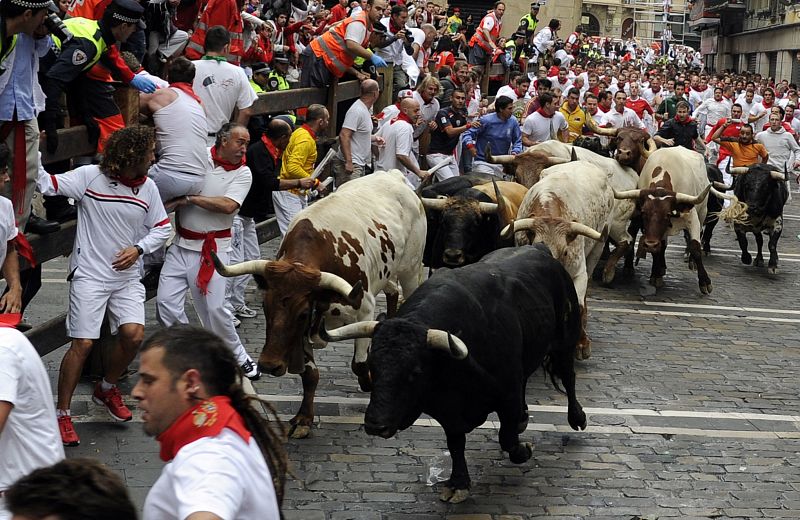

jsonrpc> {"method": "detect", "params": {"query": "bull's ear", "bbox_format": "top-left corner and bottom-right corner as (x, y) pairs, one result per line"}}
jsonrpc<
(674, 203), (694, 215)
(565, 231), (578, 244)
(253, 274), (268, 290)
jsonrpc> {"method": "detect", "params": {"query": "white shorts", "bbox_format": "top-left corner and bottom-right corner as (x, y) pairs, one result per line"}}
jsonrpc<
(427, 153), (459, 181)
(471, 160), (505, 177)
(67, 278), (145, 339)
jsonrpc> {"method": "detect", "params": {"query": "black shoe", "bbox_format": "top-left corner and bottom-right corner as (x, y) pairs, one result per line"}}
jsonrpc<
(240, 359), (261, 381)
(25, 215), (60, 235)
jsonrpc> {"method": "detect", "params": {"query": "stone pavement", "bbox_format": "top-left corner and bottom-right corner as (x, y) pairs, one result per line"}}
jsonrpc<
(32, 192), (800, 518)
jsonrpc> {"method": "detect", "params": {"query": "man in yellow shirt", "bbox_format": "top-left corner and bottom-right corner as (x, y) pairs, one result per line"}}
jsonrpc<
(273, 104), (330, 235)
(711, 123), (769, 167)
(559, 87), (587, 143)
(446, 7), (462, 34)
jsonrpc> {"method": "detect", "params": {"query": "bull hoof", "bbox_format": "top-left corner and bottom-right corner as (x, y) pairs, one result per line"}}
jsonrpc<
(569, 408), (587, 431)
(702, 242), (711, 255)
(289, 423), (312, 439)
(439, 485), (470, 504)
(518, 412), (530, 434)
(741, 252), (752, 265)
(649, 276), (664, 289)
(688, 258), (697, 271)
(351, 361), (373, 392)
(754, 257), (764, 268)
(768, 266), (777, 275)
(601, 267), (616, 285)
(700, 282), (713, 295)
(509, 442), (533, 464)
(575, 340), (592, 361)
(683, 252), (691, 263)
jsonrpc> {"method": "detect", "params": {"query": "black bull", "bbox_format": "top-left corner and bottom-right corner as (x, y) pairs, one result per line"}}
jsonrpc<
(321, 245), (587, 503)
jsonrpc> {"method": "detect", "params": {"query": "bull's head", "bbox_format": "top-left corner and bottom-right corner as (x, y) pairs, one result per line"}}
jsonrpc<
(485, 144), (570, 188)
(421, 194), (499, 267)
(600, 127), (656, 172)
(500, 217), (605, 266)
(614, 184), (711, 252)
(320, 319), (467, 438)
(211, 253), (364, 376)
(728, 163), (788, 219)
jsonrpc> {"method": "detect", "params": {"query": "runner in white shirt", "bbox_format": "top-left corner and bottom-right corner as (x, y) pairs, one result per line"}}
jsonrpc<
(134, 326), (286, 520)
(375, 98), (429, 188)
(600, 90), (646, 129)
(411, 75), (440, 152)
(548, 67), (573, 93)
(156, 123), (259, 380)
(192, 28), (258, 145)
(749, 88), (777, 134)
(522, 92), (568, 146)
(736, 90), (757, 118)
(693, 87), (731, 136)
(36, 127), (171, 447)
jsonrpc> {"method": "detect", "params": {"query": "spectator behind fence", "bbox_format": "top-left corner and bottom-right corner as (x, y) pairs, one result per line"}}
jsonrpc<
(333, 79), (381, 187)
(184, 0), (245, 64)
(134, 325), (288, 520)
(4, 459), (135, 520)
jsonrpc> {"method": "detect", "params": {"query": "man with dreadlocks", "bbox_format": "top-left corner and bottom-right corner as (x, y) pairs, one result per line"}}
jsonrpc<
(134, 325), (287, 519)
(36, 126), (171, 447)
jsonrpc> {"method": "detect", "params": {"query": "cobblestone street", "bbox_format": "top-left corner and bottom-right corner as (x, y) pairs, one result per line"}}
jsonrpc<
(34, 195), (800, 519)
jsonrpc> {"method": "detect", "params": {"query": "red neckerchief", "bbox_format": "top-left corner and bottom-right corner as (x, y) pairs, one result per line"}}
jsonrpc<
(156, 396), (251, 462)
(674, 116), (694, 125)
(391, 111), (414, 125)
(211, 146), (245, 171)
(389, 18), (403, 34)
(113, 175), (147, 188)
(762, 101), (774, 109)
(261, 134), (281, 161)
(695, 85), (707, 92)
(0, 313), (21, 327)
(301, 124), (317, 140)
(14, 228), (35, 268)
(450, 75), (461, 87)
(536, 107), (554, 118)
(170, 82), (202, 105)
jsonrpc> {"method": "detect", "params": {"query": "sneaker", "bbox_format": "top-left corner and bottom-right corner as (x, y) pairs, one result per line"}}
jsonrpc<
(233, 316), (242, 328)
(241, 358), (261, 381)
(92, 383), (133, 422)
(58, 415), (80, 447)
(234, 304), (258, 319)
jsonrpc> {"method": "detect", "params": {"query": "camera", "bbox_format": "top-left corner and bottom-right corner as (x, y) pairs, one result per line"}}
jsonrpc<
(44, 12), (73, 44)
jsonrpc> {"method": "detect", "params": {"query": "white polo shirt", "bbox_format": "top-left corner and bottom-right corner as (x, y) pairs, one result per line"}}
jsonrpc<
(522, 110), (568, 143)
(600, 106), (646, 129)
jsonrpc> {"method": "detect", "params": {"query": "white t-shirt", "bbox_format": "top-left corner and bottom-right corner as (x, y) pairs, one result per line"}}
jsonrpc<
(0, 197), (17, 269)
(174, 150), (252, 253)
(495, 84), (518, 102)
(344, 16), (367, 44)
(554, 49), (573, 68)
(144, 429), (280, 520)
(749, 102), (773, 134)
(0, 328), (64, 517)
(522, 111), (568, 143)
(600, 106), (646, 129)
(192, 59), (258, 137)
(408, 27), (426, 68)
(151, 88), (209, 177)
(375, 119), (417, 187)
(336, 99), (373, 167)
(37, 165), (170, 283)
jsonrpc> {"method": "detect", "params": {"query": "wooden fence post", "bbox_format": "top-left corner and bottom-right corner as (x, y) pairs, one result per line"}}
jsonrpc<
(113, 86), (140, 126)
(326, 80), (339, 138)
(375, 66), (394, 113)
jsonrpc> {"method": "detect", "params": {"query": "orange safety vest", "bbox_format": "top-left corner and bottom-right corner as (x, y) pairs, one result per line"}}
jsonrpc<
(433, 50), (452, 71)
(66, 0), (112, 20)
(185, 0), (244, 65)
(469, 12), (501, 53)
(309, 12), (370, 78)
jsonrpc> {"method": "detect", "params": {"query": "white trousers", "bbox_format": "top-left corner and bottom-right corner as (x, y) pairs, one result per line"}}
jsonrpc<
(156, 246), (251, 365)
(148, 167), (205, 203)
(272, 190), (307, 236)
(471, 160), (505, 176)
(427, 153), (459, 181)
(225, 215), (260, 310)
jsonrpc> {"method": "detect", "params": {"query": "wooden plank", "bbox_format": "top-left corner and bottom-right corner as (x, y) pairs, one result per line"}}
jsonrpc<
(250, 87), (327, 116)
(40, 127), (95, 165)
(29, 217), (281, 358)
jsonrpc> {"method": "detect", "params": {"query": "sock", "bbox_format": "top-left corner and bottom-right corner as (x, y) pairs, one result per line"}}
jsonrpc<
(100, 378), (114, 391)
(57, 409), (70, 417)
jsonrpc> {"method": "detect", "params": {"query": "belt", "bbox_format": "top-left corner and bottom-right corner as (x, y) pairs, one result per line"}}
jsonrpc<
(177, 225), (232, 295)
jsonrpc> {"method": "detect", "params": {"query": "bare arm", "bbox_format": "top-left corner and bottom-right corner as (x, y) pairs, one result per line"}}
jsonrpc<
(186, 513), (223, 520)
(0, 246), (21, 313)
(138, 89), (176, 116)
(397, 154), (424, 177)
(340, 127), (354, 168)
(521, 133), (538, 147)
(0, 400), (11, 435)
(236, 106), (253, 126)
(345, 39), (374, 60)
(710, 121), (728, 143)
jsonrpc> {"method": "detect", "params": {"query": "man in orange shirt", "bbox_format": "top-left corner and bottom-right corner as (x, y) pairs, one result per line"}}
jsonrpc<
(711, 123), (769, 167)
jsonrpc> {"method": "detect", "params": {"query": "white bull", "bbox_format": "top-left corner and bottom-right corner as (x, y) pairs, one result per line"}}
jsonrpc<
(501, 161), (613, 360)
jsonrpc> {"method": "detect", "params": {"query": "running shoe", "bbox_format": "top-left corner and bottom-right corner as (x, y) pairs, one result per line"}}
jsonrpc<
(58, 415), (80, 447)
(92, 382), (133, 422)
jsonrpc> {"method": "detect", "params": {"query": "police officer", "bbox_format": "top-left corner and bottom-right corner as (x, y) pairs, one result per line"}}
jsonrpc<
(0, 0), (52, 68)
(40, 0), (156, 154)
(518, 2), (539, 40)
(267, 52), (290, 92)
(250, 61), (269, 93)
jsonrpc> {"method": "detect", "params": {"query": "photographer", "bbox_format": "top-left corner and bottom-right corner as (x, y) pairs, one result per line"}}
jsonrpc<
(375, 4), (413, 99)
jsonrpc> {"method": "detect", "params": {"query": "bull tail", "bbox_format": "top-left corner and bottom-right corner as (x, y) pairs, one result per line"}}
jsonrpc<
(542, 280), (582, 396)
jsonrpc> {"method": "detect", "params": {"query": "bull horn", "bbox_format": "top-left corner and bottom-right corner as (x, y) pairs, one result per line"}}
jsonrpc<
(613, 188), (642, 200)
(492, 179), (510, 224)
(729, 166), (749, 176)
(771, 170), (786, 181)
(640, 137), (658, 160)
(211, 252), (270, 277)
(712, 181), (732, 190)
(568, 221), (603, 241)
(421, 197), (449, 211)
(570, 147), (578, 162)
(545, 156), (571, 166)
(485, 143), (516, 164)
(478, 202), (499, 214)
(318, 272), (361, 301)
(426, 329), (468, 359)
(320, 320), (378, 342)
(675, 184), (712, 206)
(592, 125), (619, 137)
(500, 217), (538, 240)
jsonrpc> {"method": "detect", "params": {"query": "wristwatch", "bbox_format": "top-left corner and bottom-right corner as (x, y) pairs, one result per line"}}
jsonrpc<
(135, 245), (144, 256)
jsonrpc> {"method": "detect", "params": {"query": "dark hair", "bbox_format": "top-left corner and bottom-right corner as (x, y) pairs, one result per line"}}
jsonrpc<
(451, 87), (466, 97)
(141, 325), (289, 503)
(584, 92), (598, 102)
(537, 78), (552, 89)
(538, 92), (554, 106)
(493, 1), (505, 7)
(167, 56), (196, 84)
(548, 18), (559, 30)
(390, 4), (407, 16)
(306, 103), (328, 123)
(0, 142), (9, 167)
(731, 102), (743, 111)
(205, 26), (231, 53)
(676, 100), (690, 110)
(101, 126), (155, 178)
(266, 118), (292, 140)
(6, 459), (136, 520)
(437, 66), (451, 79)
(495, 95), (513, 112)
(567, 87), (580, 98)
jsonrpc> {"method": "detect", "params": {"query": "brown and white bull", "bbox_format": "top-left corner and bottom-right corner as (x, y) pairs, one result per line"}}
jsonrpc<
(614, 147), (713, 294)
(487, 141), (640, 285)
(212, 170), (426, 438)
(501, 161), (613, 359)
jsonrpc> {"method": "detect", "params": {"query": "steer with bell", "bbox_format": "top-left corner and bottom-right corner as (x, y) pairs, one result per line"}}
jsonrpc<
(614, 147), (713, 293)
(321, 245), (587, 504)
(213, 170), (426, 438)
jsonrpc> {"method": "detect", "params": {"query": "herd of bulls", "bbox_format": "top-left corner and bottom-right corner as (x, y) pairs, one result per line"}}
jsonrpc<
(211, 136), (790, 503)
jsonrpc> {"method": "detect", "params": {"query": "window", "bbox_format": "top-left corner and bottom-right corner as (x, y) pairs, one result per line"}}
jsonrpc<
(747, 53), (757, 73)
